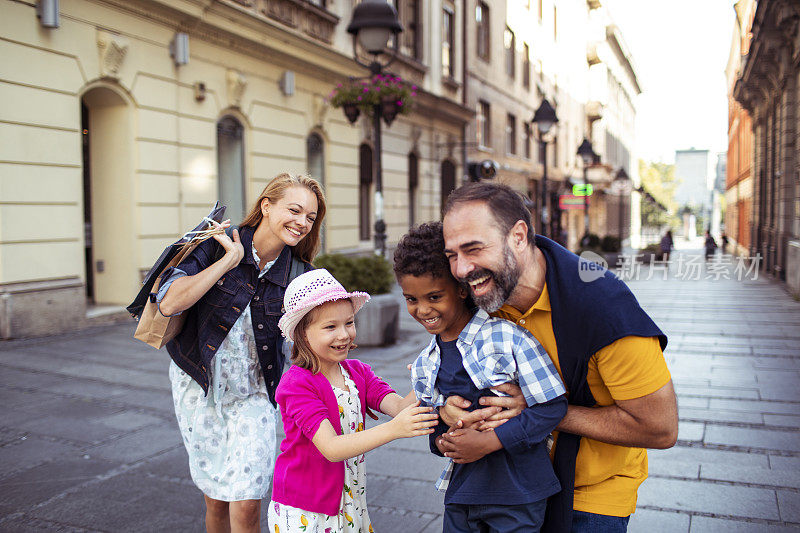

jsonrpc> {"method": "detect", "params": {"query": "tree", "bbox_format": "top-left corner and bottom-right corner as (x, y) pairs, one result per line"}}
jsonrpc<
(638, 160), (679, 228)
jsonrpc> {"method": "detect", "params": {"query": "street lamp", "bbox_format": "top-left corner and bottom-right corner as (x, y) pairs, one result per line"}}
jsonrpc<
(346, 0), (403, 256)
(577, 138), (597, 240)
(614, 167), (631, 245)
(531, 98), (558, 237)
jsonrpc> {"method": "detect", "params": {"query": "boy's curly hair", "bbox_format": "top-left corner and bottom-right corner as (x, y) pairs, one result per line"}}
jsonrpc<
(393, 221), (451, 279)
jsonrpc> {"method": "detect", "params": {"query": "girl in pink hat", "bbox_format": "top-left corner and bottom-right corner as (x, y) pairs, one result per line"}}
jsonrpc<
(269, 269), (438, 533)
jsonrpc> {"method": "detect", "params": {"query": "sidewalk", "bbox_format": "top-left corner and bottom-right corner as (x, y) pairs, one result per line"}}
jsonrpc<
(0, 252), (798, 531)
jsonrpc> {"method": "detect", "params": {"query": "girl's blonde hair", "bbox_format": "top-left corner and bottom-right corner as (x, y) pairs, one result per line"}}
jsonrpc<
(240, 173), (326, 263)
(291, 311), (322, 374)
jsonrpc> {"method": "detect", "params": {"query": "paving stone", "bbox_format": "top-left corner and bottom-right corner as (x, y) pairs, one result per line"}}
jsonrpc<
(769, 456), (800, 471)
(689, 516), (799, 532)
(370, 508), (441, 533)
(0, 455), (117, 513)
(675, 385), (760, 400)
(368, 477), (445, 515)
(367, 447), (448, 482)
(647, 459), (700, 479)
(764, 414), (800, 428)
(777, 491), (800, 523)
(679, 407), (763, 424)
(629, 508), (689, 532)
(30, 471), (206, 531)
(677, 397), (711, 409)
(85, 425), (182, 463)
(0, 435), (81, 474)
(700, 464), (800, 489)
(649, 445), (769, 468)
(678, 421), (705, 442)
(709, 399), (800, 415)
(704, 426), (800, 452)
(636, 478), (779, 520)
(94, 411), (162, 431)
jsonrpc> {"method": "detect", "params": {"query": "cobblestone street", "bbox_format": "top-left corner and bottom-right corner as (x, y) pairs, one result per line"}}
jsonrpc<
(0, 246), (798, 532)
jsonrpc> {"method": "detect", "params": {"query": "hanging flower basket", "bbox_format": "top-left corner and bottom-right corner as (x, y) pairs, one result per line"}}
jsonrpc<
(327, 74), (417, 124)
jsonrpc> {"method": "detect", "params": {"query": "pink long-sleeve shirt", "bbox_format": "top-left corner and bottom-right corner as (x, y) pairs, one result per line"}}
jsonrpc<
(272, 358), (396, 516)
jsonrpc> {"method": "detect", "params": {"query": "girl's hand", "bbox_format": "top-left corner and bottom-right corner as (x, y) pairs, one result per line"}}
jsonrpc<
(390, 401), (438, 439)
(211, 219), (244, 270)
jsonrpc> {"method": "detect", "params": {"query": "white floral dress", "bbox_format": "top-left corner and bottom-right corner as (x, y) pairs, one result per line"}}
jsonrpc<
(168, 252), (278, 502)
(268, 364), (373, 533)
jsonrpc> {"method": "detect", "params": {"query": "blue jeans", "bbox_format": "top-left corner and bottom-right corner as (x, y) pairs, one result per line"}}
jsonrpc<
(571, 510), (630, 533)
(444, 500), (547, 533)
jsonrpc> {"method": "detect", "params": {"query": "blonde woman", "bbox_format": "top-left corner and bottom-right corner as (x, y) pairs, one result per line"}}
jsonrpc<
(158, 174), (326, 532)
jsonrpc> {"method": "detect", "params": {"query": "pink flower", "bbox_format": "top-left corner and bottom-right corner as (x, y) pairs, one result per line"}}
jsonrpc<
(397, 101), (403, 106)
(357, 96), (362, 101)
(363, 87), (369, 93)
(273, 502), (280, 516)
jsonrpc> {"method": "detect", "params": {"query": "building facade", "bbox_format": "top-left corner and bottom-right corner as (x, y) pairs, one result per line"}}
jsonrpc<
(0, 0), (472, 338)
(725, 0), (755, 258)
(733, 0), (800, 297)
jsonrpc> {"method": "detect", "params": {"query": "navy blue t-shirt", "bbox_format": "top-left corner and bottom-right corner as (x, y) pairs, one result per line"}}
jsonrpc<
(432, 337), (564, 506)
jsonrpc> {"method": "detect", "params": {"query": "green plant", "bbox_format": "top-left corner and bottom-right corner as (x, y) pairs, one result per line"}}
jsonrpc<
(600, 235), (621, 253)
(314, 253), (393, 295)
(327, 74), (417, 116)
(580, 233), (601, 249)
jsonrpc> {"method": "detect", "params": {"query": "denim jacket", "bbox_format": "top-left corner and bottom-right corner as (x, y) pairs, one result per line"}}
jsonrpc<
(164, 225), (310, 406)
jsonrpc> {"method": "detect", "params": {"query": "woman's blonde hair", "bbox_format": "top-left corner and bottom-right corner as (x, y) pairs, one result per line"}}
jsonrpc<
(240, 173), (326, 263)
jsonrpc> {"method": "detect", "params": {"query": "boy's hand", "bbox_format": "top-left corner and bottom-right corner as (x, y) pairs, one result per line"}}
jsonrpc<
(439, 427), (502, 464)
(440, 396), (502, 428)
(391, 401), (438, 439)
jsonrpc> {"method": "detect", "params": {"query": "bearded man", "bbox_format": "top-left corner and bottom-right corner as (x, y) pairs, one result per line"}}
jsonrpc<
(437, 182), (678, 533)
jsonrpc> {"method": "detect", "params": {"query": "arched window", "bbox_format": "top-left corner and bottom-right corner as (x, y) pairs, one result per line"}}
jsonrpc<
(408, 152), (418, 227)
(359, 144), (373, 241)
(441, 159), (456, 213)
(217, 116), (246, 224)
(307, 133), (325, 184)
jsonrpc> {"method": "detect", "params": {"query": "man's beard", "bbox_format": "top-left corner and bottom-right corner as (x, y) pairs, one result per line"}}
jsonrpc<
(461, 244), (520, 313)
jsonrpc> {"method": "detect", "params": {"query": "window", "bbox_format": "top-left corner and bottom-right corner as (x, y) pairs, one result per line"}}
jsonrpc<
(408, 152), (418, 227)
(522, 43), (531, 88)
(476, 2), (490, 60)
(397, 0), (422, 60)
(524, 121), (532, 159)
(442, 7), (455, 78)
(553, 5), (558, 40)
(506, 114), (517, 155)
(217, 116), (246, 224)
(359, 144), (373, 241)
(477, 100), (490, 147)
(307, 133), (326, 249)
(504, 27), (515, 79)
(441, 160), (456, 212)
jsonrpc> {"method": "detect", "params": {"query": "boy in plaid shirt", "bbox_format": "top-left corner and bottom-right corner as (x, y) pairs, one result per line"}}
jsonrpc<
(394, 222), (567, 533)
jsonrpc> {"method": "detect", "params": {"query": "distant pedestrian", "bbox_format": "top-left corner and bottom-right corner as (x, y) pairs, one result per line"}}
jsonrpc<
(659, 230), (674, 261)
(704, 230), (718, 261)
(393, 222), (566, 532)
(269, 269), (437, 533)
(157, 174), (325, 532)
(721, 232), (729, 254)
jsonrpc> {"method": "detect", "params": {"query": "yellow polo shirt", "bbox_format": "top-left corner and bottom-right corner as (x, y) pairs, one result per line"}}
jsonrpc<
(494, 284), (671, 517)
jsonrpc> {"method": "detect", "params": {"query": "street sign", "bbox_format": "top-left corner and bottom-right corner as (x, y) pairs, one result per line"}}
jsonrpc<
(559, 194), (586, 210)
(573, 184), (593, 196)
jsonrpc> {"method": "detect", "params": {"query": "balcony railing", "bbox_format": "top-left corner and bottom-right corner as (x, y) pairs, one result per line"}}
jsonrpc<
(224, 0), (340, 44)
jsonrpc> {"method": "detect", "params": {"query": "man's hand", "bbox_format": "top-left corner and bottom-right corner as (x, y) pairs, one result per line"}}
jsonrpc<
(437, 427), (502, 463)
(474, 383), (527, 430)
(440, 396), (501, 429)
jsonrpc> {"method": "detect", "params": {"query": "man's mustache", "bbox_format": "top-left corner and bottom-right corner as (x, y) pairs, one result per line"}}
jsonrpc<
(460, 268), (495, 285)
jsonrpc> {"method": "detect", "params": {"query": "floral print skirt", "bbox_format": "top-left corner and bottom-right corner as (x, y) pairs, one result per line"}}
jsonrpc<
(268, 364), (373, 532)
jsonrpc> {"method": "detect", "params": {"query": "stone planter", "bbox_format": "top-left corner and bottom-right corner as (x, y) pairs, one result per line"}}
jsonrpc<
(354, 292), (399, 346)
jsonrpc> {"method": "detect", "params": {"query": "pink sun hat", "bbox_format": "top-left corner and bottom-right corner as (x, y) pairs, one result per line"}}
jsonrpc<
(278, 268), (370, 342)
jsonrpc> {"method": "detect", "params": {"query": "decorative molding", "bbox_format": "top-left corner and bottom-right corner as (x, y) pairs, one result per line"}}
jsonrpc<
(313, 94), (329, 127)
(222, 0), (341, 45)
(96, 30), (129, 80)
(226, 69), (247, 108)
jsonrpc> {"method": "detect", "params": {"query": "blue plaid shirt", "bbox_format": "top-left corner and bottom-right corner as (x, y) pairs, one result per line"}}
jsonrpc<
(411, 309), (565, 409)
